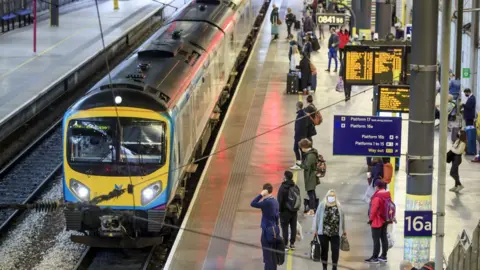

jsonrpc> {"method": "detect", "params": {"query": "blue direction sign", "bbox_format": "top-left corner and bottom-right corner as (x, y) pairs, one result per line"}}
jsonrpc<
(333, 115), (402, 157)
(404, 211), (433, 237)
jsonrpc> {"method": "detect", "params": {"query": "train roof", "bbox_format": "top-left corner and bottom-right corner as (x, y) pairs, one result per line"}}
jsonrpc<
(86, 0), (236, 110)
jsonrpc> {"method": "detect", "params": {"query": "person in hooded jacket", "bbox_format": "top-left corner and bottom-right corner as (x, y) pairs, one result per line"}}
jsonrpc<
(365, 181), (391, 264)
(297, 53), (312, 93)
(277, 170), (299, 250)
(303, 11), (315, 33)
(312, 189), (346, 270)
(291, 101), (308, 169)
(270, 5), (280, 40)
(298, 138), (318, 216)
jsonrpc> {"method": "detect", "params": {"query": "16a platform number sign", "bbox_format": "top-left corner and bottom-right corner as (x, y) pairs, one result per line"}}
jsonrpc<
(404, 211), (433, 237)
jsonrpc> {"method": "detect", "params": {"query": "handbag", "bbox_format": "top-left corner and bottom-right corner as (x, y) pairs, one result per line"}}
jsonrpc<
(340, 235), (350, 251)
(363, 185), (376, 204)
(277, 18), (282, 25)
(446, 150), (455, 163)
(387, 232), (395, 249)
(310, 235), (321, 261)
(272, 226), (285, 265)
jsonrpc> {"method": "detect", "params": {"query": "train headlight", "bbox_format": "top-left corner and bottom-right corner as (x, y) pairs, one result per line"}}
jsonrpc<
(70, 179), (90, 202)
(141, 181), (162, 205)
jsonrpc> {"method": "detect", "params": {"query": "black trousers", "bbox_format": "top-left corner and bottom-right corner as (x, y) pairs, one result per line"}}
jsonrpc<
(307, 190), (317, 210)
(339, 48), (346, 64)
(280, 211), (297, 246)
(319, 235), (340, 269)
(371, 223), (388, 258)
(287, 23), (292, 38)
(450, 155), (462, 186)
(344, 84), (351, 100)
(465, 119), (474, 126)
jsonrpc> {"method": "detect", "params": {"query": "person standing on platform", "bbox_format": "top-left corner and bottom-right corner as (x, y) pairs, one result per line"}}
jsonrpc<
(304, 95), (318, 143)
(270, 4), (280, 40)
(448, 73), (461, 100)
(303, 11), (315, 34)
(291, 102), (308, 170)
(298, 138), (318, 216)
(312, 189), (346, 270)
(449, 130), (467, 192)
(290, 45), (301, 74)
(285, 8), (296, 39)
(337, 26), (350, 64)
(303, 35), (313, 60)
(277, 170), (300, 250)
(251, 183), (281, 270)
(297, 54), (312, 94)
(365, 181), (390, 264)
(462, 88), (476, 126)
(325, 27), (339, 73)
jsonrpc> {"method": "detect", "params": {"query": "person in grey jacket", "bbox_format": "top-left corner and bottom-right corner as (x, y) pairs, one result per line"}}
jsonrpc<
(312, 189), (346, 270)
(303, 11), (314, 33)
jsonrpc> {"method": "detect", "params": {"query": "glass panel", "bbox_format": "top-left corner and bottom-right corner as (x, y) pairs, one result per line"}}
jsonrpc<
(121, 121), (165, 164)
(69, 119), (115, 163)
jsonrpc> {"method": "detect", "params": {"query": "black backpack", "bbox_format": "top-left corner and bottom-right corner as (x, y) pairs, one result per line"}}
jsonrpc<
(286, 185), (301, 211)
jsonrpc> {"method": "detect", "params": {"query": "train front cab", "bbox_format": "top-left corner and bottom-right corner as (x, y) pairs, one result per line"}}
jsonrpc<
(62, 101), (173, 248)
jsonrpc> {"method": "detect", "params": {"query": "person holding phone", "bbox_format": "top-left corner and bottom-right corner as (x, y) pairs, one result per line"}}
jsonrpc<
(251, 183), (281, 270)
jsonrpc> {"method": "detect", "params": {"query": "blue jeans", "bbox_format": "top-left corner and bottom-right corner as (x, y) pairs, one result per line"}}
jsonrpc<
(328, 50), (338, 70)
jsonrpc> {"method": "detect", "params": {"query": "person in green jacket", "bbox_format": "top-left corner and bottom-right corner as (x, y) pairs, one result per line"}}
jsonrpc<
(298, 138), (319, 216)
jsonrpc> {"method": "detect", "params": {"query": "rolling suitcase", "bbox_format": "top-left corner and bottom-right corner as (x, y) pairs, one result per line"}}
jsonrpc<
(287, 72), (299, 94)
(465, 126), (477, 155)
(311, 37), (320, 51)
(294, 20), (301, 30)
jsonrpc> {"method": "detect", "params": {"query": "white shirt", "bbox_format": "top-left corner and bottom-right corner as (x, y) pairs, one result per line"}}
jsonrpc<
(451, 140), (466, 155)
(290, 53), (300, 72)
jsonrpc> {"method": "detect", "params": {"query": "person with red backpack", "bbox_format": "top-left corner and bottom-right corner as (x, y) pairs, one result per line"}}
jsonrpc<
(365, 180), (394, 264)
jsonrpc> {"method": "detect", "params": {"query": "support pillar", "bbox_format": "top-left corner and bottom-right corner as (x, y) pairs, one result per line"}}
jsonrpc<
(405, 0), (438, 267)
(470, 0), (479, 92)
(50, 0), (59, 27)
(455, 0), (464, 79)
(358, 0), (372, 39)
(376, 0), (393, 38)
(351, 0), (361, 35)
(114, 0), (119, 10)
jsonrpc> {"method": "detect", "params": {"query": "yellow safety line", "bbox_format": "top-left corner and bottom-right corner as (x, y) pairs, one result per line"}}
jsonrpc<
(0, 26), (89, 79)
(389, 157), (395, 201)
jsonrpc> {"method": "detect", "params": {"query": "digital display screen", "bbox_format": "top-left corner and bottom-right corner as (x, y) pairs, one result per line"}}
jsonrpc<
(344, 49), (374, 85)
(374, 47), (404, 84)
(316, 14), (346, 25)
(377, 85), (410, 113)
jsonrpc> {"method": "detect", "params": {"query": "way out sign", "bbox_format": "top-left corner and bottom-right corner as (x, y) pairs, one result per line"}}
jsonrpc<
(404, 211), (433, 237)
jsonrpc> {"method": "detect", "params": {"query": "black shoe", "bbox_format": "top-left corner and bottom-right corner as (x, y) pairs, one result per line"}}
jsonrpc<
(333, 69), (337, 72)
(289, 244), (296, 250)
(365, 257), (379, 264)
(325, 69), (330, 72)
(378, 256), (387, 262)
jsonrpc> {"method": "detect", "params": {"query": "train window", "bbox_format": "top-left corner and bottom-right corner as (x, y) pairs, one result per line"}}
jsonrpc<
(69, 119), (115, 163)
(121, 122), (165, 164)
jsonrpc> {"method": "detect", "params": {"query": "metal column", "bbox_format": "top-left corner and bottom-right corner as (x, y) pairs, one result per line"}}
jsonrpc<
(50, 0), (59, 27)
(470, 0), (479, 92)
(358, 0), (372, 39)
(375, 0), (393, 38)
(405, 0), (438, 267)
(455, 0), (464, 78)
(351, 0), (361, 35)
(436, 0), (452, 267)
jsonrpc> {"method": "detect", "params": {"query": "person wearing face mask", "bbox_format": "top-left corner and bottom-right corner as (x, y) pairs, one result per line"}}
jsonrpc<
(251, 183), (281, 270)
(462, 88), (476, 126)
(449, 130), (467, 192)
(312, 190), (346, 270)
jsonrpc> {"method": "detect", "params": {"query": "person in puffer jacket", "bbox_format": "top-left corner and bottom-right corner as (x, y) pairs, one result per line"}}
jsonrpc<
(365, 181), (391, 264)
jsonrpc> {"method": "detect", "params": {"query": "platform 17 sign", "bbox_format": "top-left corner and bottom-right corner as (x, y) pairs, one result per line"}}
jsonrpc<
(316, 14), (346, 25)
(333, 115), (402, 157)
(404, 211), (433, 237)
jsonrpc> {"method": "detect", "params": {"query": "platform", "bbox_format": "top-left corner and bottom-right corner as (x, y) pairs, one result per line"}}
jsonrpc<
(164, 0), (480, 269)
(0, 0), (184, 135)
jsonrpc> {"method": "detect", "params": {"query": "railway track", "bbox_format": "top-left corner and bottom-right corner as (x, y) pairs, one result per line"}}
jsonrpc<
(0, 120), (63, 235)
(75, 247), (155, 270)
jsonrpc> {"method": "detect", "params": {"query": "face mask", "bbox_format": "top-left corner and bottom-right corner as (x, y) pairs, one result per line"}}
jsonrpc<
(327, 196), (336, 203)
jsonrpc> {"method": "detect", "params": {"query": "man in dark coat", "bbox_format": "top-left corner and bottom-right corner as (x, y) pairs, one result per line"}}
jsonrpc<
(462, 88), (476, 126)
(277, 170), (299, 250)
(292, 101), (308, 169)
(297, 54), (312, 92)
(304, 95), (318, 144)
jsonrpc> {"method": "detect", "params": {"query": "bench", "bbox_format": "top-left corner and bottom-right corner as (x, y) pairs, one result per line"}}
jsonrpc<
(1, 13), (16, 32)
(16, 9), (32, 27)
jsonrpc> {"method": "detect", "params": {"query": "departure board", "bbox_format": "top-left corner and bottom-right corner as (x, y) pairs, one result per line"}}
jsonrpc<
(344, 49), (374, 85)
(377, 85), (410, 113)
(374, 47), (404, 84)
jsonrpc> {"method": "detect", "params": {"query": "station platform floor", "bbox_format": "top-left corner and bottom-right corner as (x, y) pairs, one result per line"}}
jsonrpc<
(164, 1), (480, 269)
(0, 0), (184, 128)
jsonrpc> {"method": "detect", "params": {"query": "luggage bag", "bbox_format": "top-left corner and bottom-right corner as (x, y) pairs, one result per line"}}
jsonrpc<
(466, 126), (477, 155)
(294, 20), (301, 30)
(311, 37), (320, 51)
(286, 72), (299, 94)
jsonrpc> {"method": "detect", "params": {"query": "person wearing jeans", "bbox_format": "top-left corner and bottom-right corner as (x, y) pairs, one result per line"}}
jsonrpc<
(312, 189), (346, 270)
(365, 181), (391, 264)
(325, 27), (339, 72)
(449, 130), (466, 192)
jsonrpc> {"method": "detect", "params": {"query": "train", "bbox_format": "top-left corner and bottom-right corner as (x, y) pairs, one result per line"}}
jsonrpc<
(62, 0), (266, 248)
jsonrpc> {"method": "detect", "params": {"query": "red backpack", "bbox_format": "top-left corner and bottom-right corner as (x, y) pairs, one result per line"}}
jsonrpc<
(382, 196), (396, 223)
(382, 163), (393, 184)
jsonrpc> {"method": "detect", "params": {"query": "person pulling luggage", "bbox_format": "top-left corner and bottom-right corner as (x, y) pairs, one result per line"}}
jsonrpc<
(277, 170), (300, 250)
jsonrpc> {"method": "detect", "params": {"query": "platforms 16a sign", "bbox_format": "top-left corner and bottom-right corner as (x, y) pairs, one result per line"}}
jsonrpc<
(317, 14), (346, 25)
(404, 211), (433, 237)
